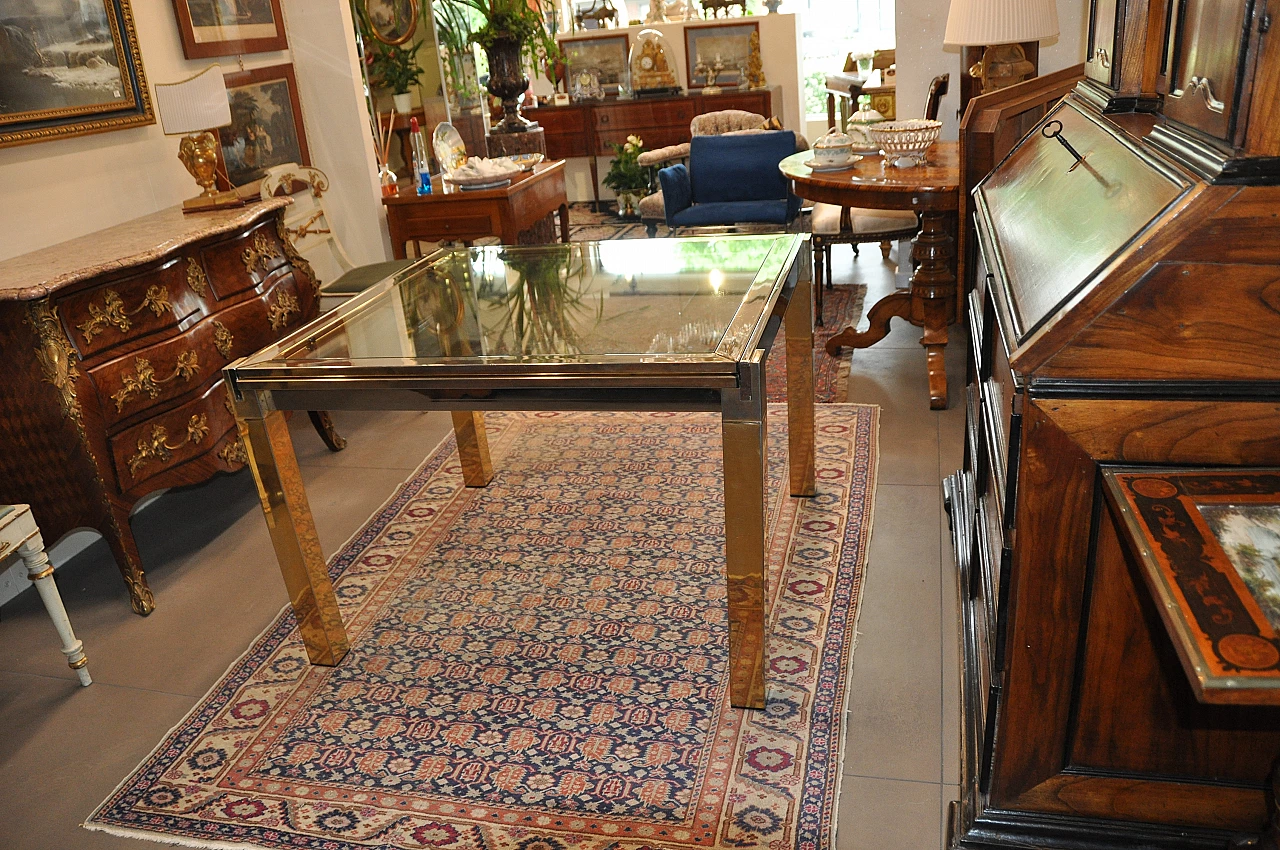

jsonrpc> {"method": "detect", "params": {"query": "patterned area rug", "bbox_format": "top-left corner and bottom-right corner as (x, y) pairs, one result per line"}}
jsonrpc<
(87, 406), (878, 850)
(765, 286), (864, 405)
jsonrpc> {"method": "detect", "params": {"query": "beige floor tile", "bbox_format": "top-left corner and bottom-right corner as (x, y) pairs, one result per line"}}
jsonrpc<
(836, 776), (943, 850)
(0, 671), (195, 849)
(844, 484), (943, 783)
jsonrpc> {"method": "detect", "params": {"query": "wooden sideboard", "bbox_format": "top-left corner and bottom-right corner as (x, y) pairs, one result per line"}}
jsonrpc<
(0, 200), (337, 615)
(525, 87), (781, 204)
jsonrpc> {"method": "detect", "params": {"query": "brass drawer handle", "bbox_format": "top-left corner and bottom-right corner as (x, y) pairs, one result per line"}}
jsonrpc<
(111, 350), (200, 412)
(78, 285), (172, 342)
(218, 436), (249, 466)
(213, 321), (234, 357)
(127, 414), (209, 475)
(186, 258), (209, 296)
(267, 291), (300, 330)
(242, 231), (283, 274)
(1095, 48), (1110, 69)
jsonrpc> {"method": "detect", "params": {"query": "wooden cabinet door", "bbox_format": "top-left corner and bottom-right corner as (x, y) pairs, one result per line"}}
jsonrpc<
(1086, 0), (1122, 86)
(1161, 0), (1257, 143)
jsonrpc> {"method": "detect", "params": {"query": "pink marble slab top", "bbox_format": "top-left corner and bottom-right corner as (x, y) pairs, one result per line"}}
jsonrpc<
(0, 197), (291, 302)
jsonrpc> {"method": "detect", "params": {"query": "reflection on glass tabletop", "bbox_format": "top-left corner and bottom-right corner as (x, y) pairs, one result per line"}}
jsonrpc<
(232, 235), (805, 382)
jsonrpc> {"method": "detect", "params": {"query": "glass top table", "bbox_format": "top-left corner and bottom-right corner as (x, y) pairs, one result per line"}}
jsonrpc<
(225, 234), (815, 710)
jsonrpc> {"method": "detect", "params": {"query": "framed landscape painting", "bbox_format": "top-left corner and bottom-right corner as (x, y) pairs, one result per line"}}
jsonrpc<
(171, 0), (288, 59)
(561, 33), (629, 94)
(218, 64), (310, 188)
(0, 0), (154, 149)
(685, 21), (759, 90)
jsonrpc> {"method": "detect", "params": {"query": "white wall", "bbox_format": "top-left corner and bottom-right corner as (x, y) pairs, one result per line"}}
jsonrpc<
(895, 0), (1087, 140)
(0, 0), (387, 264)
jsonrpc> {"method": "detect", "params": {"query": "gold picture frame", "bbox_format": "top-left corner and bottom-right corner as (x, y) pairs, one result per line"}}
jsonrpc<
(363, 0), (420, 45)
(0, 0), (154, 149)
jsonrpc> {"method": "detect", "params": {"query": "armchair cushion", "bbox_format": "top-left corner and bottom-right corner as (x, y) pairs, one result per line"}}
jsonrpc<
(689, 132), (794, 204)
(637, 142), (690, 168)
(690, 109), (766, 136)
(670, 200), (793, 227)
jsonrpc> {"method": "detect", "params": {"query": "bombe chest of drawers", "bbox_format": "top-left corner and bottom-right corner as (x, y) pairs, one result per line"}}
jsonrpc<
(0, 199), (339, 615)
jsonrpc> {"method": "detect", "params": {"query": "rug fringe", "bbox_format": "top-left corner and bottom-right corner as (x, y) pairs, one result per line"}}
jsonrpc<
(828, 403), (880, 849)
(82, 820), (269, 849)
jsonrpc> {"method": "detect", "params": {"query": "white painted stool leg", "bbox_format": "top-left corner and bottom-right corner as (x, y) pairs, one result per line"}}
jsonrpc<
(19, 532), (91, 686)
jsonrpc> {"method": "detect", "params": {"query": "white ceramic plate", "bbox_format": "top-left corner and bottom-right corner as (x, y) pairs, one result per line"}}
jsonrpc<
(803, 155), (863, 172)
(433, 122), (467, 174)
(449, 177), (512, 191)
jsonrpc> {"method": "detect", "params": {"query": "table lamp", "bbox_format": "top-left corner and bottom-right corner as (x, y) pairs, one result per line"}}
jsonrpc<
(943, 0), (1059, 93)
(154, 65), (243, 213)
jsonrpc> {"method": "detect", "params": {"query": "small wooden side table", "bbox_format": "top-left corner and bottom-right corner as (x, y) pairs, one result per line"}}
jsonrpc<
(1, 505), (91, 686)
(382, 160), (571, 258)
(781, 144), (961, 409)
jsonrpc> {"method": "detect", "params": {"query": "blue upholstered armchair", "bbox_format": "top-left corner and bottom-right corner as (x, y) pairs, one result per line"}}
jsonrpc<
(658, 132), (802, 229)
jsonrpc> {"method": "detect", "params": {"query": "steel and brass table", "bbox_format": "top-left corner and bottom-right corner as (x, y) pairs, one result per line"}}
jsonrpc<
(224, 235), (815, 710)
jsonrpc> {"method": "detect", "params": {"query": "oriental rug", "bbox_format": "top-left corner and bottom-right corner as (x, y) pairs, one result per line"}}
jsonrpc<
(87, 405), (878, 850)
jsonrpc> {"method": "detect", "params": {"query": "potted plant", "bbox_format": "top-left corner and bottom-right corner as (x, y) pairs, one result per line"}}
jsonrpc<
(454, 0), (560, 133)
(602, 135), (648, 219)
(367, 41), (424, 112)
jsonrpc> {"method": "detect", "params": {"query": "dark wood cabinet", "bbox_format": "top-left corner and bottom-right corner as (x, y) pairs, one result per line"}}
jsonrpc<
(1079, 0), (1168, 111)
(526, 88), (780, 204)
(0, 200), (323, 616)
(1152, 0), (1280, 177)
(945, 89), (1280, 850)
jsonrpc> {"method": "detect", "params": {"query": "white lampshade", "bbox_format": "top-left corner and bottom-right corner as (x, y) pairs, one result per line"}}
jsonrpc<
(943, 0), (1059, 46)
(154, 65), (231, 135)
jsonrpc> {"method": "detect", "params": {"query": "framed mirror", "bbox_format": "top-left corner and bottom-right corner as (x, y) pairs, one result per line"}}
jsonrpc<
(364, 0), (420, 45)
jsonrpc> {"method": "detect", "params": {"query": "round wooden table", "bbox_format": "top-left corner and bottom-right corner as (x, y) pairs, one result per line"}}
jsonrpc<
(780, 144), (961, 409)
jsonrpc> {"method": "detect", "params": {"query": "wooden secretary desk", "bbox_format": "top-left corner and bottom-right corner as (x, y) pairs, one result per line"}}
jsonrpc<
(0, 200), (340, 616)
(945, 0), (1280, 848)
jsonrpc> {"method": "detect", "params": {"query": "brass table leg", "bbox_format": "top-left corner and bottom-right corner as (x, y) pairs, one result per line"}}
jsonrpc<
(785, 250), (817, 498)
(237, 399), (349, 666)
(722, 351), (767, 710)
(451, 410), (494, 487)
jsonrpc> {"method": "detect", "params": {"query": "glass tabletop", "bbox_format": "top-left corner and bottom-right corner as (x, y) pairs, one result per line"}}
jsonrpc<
(232, 235), (805, 386)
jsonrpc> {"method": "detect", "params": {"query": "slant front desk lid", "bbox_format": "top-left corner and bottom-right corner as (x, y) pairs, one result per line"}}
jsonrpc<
(974, 96), (1195, 358)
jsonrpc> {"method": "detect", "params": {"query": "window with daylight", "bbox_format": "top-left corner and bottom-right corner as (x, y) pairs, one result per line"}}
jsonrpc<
(778, 0), (896, 120)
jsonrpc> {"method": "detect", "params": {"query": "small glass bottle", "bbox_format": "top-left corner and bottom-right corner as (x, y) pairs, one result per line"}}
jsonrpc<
(378, 163), (398, 198)
(410, 117), (432, 195)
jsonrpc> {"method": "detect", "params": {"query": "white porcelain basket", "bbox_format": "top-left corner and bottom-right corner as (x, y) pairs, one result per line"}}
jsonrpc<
(867, 119), (943, 167)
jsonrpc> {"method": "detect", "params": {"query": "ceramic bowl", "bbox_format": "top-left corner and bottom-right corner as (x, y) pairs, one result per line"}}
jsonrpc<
(813, 129), (854, 166)
(867, 119), (943, 166)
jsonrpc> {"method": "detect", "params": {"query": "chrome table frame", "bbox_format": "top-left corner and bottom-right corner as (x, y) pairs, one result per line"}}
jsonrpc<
(223, 236), (815, 710)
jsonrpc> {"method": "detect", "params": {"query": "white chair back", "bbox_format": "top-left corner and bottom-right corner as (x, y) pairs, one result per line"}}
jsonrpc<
(259, 164), (355, 288)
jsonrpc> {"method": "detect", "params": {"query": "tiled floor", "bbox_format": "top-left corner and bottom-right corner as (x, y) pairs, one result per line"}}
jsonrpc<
(0, 245), (963, 849)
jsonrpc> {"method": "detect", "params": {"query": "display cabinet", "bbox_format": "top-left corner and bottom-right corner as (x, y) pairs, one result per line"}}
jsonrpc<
(945, 89), (1280, 849)
(1078, 0), (1167, 111)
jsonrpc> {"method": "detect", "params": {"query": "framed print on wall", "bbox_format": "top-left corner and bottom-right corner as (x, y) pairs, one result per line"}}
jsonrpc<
(684, 21), (759, 90)
(561, 33), (630, 95)
(0, 0), (154, 150)
(217, 63), (310, 188)
(362, 0), (420, 45)
(171, 0), (289, 60)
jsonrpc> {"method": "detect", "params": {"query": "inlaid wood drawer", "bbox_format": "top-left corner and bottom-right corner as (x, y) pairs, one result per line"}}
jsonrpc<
(198, 218), (290, 301)
(86, 275), (303, 429)
(57, 258), (204, 360)
(108, 382), (237, 490)
(594, 99), (696, 130)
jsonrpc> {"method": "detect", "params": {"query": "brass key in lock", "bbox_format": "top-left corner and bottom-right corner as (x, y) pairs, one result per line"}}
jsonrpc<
(1041, 120), (1087, 172)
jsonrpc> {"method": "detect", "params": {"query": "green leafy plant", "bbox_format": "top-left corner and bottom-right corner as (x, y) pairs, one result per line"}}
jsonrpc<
(603, 134), (648, 194)
(451, 0), (561, 69)
(367, 40), (424, 94)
